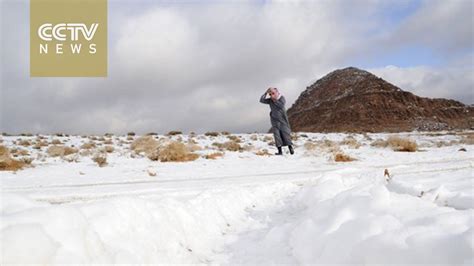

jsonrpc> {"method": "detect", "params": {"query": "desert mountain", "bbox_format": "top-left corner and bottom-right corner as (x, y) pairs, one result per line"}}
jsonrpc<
(287, 67), (473, 132)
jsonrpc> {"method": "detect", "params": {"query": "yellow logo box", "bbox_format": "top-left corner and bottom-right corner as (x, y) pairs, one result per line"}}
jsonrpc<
(30, 0), (107, 77)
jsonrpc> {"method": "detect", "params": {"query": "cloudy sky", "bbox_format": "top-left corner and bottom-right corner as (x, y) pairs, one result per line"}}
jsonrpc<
(1, 0), (473, 134)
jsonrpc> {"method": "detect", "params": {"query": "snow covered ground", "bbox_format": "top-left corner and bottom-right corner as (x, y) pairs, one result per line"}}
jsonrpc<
(1, 131), (473, 264)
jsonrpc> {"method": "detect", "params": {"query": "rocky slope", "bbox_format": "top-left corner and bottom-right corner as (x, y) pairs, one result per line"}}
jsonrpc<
(287, 67), (473, 132)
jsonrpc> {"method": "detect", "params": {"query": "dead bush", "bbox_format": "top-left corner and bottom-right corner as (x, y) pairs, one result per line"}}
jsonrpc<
(158, 141), (199, 162)
(213, 141), (241, 152)
(11, 148), (29, 156)
(103, 139), (113, 145)
(167, 130), (183, 136)
(460, 133), (474, 145)
(47, 145), (78, 157)
(204, 152), (224, 160)
(371, 136), (417, 152)
(371, 138), (387, 148)
(103, 145), (114, 153)
(334, 152), (356, 162)
(250, 134), (258, 141)
(186, 143), (202, 152)
(263, 134), (272, 142)
(205, 131), (219, 137)
(221, 131), (231, 135)
(51, 139), (62, 145)
(92, 153), (107, 167)
(227, 135), (241, 143)
(387, 136), (417, 152)
(340, 136), (361, 149)
(81, 142), (96, 150)
(0, 145), (27, 171)
(130, 136), (159, 156)
(18, 139), (32, 146)
(304, 141), (318, 151)
(255, 149), (271, 156)
(33, 140), (49, 150)
(127, 132), (136, 136)
(187, 138), (198, 145)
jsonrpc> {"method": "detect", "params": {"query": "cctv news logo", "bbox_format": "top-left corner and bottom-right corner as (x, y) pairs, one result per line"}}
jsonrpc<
(30, 0), (107, 77)
(37, 23), (99, 54)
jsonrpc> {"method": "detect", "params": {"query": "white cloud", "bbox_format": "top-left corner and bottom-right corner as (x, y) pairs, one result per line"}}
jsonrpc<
(370, 65), (473, 103)
(1, 0), (472, 134)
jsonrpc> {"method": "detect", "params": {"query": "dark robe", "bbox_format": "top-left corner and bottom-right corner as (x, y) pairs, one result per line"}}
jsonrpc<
(260, 92), (293, 147)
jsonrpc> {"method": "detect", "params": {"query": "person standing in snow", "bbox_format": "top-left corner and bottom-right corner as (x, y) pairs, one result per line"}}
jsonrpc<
(260, 87), (294, 155)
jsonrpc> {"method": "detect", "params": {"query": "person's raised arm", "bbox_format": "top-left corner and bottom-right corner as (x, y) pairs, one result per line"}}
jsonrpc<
(260, 91), (271, 104)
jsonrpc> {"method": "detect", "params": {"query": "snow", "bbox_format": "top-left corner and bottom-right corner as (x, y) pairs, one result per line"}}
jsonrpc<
(1, 131), (473, 264)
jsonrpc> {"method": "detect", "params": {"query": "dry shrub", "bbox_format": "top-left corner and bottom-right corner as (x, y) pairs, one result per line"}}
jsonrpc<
(204, 152), (224, 160)
(127, 132), (136, 136)
(460, 133), (474, 145)
(47, 145), (78, 157)
(250, 134), (258, 141)
(370, 138), (387, 148)
(371, 137), (417, 152)
(81, 142), (96, 149)
(167, 130), (182, 136)
(92, 153), (107, 167)
(126, 136), (134, 141)
(11, 148), (29, 156)
(187, 138), (198, 145)
(362, 133), (373, 141)
(224, 141), (242, 151)
(334, 152), (356, 162)
(304, 141), (318, 151)
(0, 145), (27, 171)
(435, 140), (459, 147)
(242, 144), (254, 151)
(103, 145), (114, 153)
(158, 141), (199, 162)
(131, 135), (159, 156)
(340, 136), (361, 149)
(227, 135), (241, 143)
(80, 149), (93, 157)
(255, 149), (271, 156)
(18, 139), (32, 146)
(221, 131), (231, 135)
(318, 139), (340, 153)
(186, 143), (202, 152)
(387, 136), (417, 152)
(51, 139), (62, 145)
(104, 133), (114, 137)
(205, 131), (219, 137)
(213, 141), (242, 152)
(263, 135), (273, 142)
(103, 139), (113, 145)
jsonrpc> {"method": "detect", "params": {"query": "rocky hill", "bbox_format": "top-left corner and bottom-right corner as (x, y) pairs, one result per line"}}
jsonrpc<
(287, 67), (473, 132)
